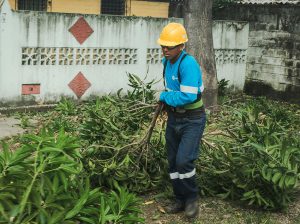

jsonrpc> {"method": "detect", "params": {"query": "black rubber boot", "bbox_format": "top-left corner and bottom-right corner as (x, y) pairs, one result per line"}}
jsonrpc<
(185, 200), (199, 218)
(166, 200), (185, 214)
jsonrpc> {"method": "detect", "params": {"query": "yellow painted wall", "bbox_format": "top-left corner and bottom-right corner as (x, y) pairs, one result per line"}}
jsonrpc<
(51, 0), (100, 14)
(6, 0), (169, 18)
(127, 0), (169, 18)
(8, 0), (16, 10)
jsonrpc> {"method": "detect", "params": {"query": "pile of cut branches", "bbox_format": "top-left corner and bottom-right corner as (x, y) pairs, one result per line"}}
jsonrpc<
(0, 129), (143, 223)
(17, 74), (300, 211)
(37, 74), (169, 193)
(198, 97), (300, 210)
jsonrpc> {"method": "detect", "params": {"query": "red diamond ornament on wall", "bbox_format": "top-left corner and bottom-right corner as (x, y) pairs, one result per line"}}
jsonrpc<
(69, 17), (94, 44)
(68, 72), (91, 99)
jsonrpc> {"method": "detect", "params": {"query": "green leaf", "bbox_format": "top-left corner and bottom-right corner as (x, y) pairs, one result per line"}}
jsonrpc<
(65, 179), (90, 219)
(59, 164), (79, 174)
(272, 172), (282, 184)
(77, 216), (96, 224)
(40, 147), (63, 154)
(58, 170), (68, 191)
(52, 174), (59, 193)
(48, 211), (66, 224)
(279, 175), (286, 189)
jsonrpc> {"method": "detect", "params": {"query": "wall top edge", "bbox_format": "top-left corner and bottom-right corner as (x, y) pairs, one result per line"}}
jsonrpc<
(213, 20), (249, 24)
(237, 0), (300, 5)
(7, 10), (248, 25)
(11, 10), (181, 22)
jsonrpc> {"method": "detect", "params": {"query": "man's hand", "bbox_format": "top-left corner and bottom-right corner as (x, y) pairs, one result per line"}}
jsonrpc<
(158, 101), (166, 111)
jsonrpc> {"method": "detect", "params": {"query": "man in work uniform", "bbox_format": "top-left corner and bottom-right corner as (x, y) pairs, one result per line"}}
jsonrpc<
(157, 23), (206, 218)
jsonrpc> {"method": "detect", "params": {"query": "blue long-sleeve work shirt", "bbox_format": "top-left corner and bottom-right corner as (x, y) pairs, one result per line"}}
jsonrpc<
(159, 51), (204, 107)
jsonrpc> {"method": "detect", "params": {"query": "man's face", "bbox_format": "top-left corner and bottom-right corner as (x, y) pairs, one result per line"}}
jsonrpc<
(161, 44), (184, 61)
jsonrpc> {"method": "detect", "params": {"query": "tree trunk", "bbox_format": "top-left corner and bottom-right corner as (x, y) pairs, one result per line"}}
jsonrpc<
(183, 0), (218, 109)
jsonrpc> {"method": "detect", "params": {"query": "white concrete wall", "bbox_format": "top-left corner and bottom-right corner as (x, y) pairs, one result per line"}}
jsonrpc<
(214, 6), (300, 102)
(0, 0), (249, 104)
(213, 21), (249, 90)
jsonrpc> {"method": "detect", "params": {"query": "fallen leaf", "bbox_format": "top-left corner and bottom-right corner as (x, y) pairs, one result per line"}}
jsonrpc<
(144, 200), (155, 205)
(157, 204), (166, 214)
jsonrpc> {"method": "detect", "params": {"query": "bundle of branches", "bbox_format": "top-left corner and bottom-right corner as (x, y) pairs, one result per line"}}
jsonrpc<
(198, 97), (300, 210)
(0, 129), (143, 224)
(80, 74), (168, 193)
(38, 74), (169, 193)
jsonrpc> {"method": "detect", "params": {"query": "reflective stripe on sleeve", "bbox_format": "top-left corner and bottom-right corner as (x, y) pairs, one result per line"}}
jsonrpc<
(180, 85), (198, 94)
(199, 84), (204, 92)
(169, 168), (196, 180)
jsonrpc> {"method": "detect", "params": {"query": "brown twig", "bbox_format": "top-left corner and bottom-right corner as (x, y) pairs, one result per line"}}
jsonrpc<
(202, 138), (217, 149)
(125, 105), (156, 112)
(203, 130), (232, 138)
(134, 103), (164, 168)
(144, 103), (164, 145)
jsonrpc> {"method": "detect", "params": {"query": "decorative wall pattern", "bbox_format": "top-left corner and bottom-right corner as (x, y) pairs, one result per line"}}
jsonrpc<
(108, 49), (138, 65)
(40, 48), (57, 65)
(22, 47), (138, 65)
(68, 72), (91, 99)
(147, 48), (163, 64)
(69, 17), (94, 45)
(58, 48), (74, 65)
(215, 49), (247, 64)
(146, 48), (247, 65)
(21, 48), (247, 66)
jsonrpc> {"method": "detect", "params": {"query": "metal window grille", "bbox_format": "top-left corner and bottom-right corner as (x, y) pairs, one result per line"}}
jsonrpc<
(17, 0), (48, 11)
(101, 0), (126, 15)
(148, 0), (169, 2)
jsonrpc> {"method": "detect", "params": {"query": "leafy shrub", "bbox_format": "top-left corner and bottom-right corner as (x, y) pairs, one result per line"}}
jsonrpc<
(0, 129), (144, 223)
(198, 97), (300, 210)
(80, 74), (168, 193)
(55, 97), (78, 115)
(218, 78), (230, 96)
(30, 74), (168, 195)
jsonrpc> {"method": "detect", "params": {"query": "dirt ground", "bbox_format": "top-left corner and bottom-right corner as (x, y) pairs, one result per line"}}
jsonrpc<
(141, 193), (300, 224)
(0, 116), (25, 139)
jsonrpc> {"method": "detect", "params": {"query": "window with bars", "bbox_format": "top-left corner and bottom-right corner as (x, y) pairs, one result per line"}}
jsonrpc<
(101, 0), (126, 15)
(17, 0), (48, 11)
(147, 0), (169, 2)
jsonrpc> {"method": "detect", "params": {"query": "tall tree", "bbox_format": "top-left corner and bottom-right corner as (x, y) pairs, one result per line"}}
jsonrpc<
(183, 0), (218, 109)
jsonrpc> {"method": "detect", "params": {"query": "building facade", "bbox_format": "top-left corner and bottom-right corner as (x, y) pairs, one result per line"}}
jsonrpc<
(8, 0), (169, 17)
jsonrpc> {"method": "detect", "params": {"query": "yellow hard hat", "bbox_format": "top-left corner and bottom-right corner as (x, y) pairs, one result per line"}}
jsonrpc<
(157, 23), (188, 46)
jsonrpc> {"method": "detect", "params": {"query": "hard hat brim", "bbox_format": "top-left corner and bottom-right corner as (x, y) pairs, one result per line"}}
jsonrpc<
(157, 38), (188, 47)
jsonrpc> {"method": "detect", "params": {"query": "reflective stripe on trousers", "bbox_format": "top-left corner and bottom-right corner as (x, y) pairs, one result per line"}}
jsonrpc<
(166, 112), (206, 202)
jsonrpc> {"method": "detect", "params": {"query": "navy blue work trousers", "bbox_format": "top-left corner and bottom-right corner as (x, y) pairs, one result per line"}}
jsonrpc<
(165, 112), (206, 203)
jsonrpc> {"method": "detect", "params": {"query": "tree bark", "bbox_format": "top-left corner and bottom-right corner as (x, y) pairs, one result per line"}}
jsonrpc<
(183, 0), (218, 109)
